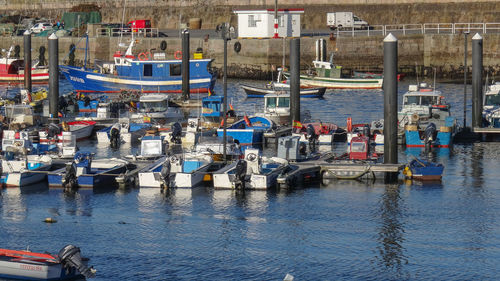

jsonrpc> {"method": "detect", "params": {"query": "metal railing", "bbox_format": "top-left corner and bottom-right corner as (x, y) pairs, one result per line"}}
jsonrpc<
(96, 27), (159, 38)
(331, 22), (500, 37)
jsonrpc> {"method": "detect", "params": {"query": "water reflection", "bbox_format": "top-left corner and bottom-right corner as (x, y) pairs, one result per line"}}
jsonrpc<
(373, 184), (408, 278)
(1, 188), (27, 221)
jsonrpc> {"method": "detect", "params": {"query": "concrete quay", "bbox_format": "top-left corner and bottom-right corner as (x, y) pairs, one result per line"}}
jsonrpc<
(1, 33), (499, 80)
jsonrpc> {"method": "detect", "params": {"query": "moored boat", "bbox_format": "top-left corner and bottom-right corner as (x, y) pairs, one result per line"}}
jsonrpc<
(398, 83), (456, 148)
(59, 40), (216, 94)
(216, 116), (275, 148)
(212, 148), (288, 190)
(240, 84), (326, 98)
(404, 158), (444, 181)
(283, 60), (383, 89)
(0, 46), (49, 83)
(47, 152), (128, 189)
(0, 244), (96, 280)
(482, 82), (500, 128)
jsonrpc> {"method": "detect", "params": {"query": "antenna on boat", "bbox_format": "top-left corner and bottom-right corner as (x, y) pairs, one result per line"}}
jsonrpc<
(119, 0), (127, 46)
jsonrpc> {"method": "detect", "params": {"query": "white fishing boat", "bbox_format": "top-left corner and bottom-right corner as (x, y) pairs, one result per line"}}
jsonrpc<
(0, 138), (52, 187)
(283, 60), (383, 89)
(212, 148), (288, 190)
(482, 82), (500, 128)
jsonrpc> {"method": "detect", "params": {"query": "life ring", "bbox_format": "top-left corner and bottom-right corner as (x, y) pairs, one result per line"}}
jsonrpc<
(174, 50), (182, 60)
(234, 42), (241, 53)
(160, 40), (167, 51)
(138, 52), (150, 61)
(347, 117), (352, 132)
(244, 115), (252, 127)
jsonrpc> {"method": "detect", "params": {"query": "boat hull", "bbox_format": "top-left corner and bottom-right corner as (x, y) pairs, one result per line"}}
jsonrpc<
(60, 64), (216, 94)
(405, 130), (452, 148)
(241, 84), (326, 98)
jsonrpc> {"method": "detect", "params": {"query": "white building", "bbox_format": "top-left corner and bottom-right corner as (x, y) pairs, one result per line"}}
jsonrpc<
(233, 9), (304, 38)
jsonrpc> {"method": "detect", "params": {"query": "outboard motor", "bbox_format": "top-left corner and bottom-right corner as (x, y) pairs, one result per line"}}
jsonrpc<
(58, 245), (96, 279)
(160, 159), (172, 192)
(234, 159), (247, 190)
(47, 123), (61, 139)
(109, 123), (121, 148)
(170, 122), (182, 144)
(423, 123), (437, 151)
(306, 124), (317, 151)
(62, 162), (78, 190)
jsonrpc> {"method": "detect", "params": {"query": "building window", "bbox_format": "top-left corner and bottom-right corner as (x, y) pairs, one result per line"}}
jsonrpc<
(248, 15), (257, 27)
(278, 15), (284, 27)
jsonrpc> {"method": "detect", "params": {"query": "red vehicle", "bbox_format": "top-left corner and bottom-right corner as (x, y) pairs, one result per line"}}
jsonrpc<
(128, 20), (151, 31)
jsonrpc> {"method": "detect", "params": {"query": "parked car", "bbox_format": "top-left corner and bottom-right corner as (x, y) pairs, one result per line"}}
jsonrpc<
(30, 22), (53, 33)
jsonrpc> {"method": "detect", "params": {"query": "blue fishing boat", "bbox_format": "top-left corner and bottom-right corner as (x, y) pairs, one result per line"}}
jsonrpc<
(59, 40), (217, 94)
(47, 152), (128, 188)
(398, 83), (456, 148)
(404, 159), (444, 181)
(216, 116), (275, 148)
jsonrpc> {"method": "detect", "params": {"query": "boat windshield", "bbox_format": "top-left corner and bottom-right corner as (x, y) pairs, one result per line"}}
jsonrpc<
(139, 101), (168, 113)
(485, 94), (500, 106)
(351, 142), (366, 152)
(266, 97), (290, 108)
(404, 95), (438, 106)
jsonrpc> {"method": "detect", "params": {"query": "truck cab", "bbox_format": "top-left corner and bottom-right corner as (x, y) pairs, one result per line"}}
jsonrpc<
(128, 20), (151, 32)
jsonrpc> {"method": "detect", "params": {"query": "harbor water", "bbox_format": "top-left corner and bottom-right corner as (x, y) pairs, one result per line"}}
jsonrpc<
(1, 78), (499, 280)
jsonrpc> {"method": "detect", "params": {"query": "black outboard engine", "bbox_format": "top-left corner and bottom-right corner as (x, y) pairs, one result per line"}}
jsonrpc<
(170, 122), (182, 144)
(58, 244), (96, 278)
(423, 123), (437, 151)
(47, 123), (61, 139)
(160, 159), (172, 192)
(109, 123), (121, 148)
(306, 124), (317, 151)
(234, 159), (247, 190)
(62, 162), (78, 190)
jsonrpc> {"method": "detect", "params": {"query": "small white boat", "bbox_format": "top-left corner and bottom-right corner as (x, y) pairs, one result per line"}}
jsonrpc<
(39, 120), (96, 143)
(213, 148), (288, 190)
(96, 119), (151, 144)
(0, 244), (95, 280)
(0, 138), (53, 187)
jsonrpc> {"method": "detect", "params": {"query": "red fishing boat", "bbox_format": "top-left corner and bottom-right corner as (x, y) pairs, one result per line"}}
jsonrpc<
(0, 47), (49, 83)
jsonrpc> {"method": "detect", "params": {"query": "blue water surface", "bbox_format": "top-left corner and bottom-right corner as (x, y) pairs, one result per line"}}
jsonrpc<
(0, 78), (499, 280)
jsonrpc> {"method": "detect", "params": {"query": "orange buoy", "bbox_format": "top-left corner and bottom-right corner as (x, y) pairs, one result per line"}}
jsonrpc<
(347, 117), (352, 132)
(174, 50), (182, 60)
(138, 52), (149, 61)
(244, 115), (252, 127)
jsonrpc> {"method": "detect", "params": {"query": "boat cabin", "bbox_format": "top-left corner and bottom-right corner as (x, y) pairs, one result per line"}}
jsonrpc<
(138, 94), (171, 114)
(484, 82), (500, 110)
(398, 83), (450, 126)
(482, 82), (500, 128)
(349, 136), (370, 160)
(264, 94), (290, 115)
(201, 96), (223, 118)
